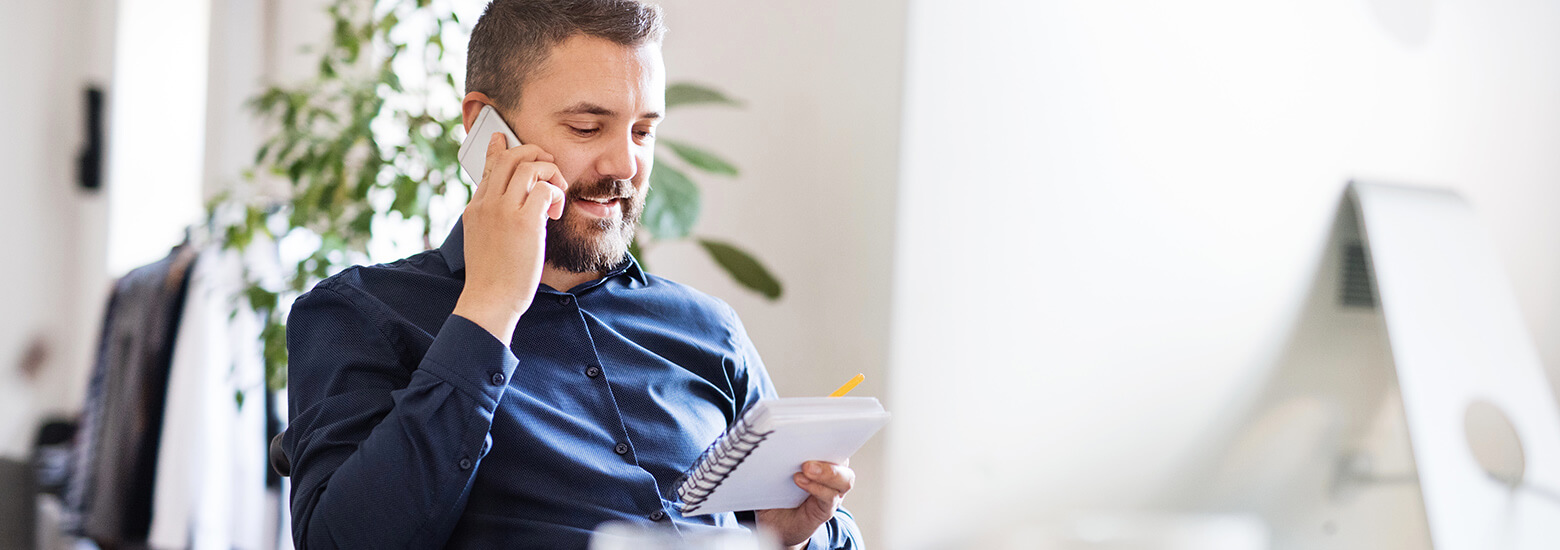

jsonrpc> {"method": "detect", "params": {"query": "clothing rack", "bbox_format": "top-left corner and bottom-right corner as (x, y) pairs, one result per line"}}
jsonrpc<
(59, 234), (288, 550)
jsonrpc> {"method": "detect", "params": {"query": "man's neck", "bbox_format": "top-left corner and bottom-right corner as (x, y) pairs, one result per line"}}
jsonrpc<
(540, 264), (601, 294)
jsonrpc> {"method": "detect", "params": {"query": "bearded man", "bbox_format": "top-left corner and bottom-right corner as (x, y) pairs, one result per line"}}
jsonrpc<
(281, 1), (863, 548)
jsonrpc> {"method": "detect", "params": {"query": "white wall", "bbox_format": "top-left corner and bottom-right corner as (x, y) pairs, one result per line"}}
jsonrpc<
(0, 0), (261, 459)
(202, 0), (270, 203)
(0, 0), (279, 456)
(0, 0), (116, 457)
(646, 0), (907, 543)
(888, 0), (1560, 548)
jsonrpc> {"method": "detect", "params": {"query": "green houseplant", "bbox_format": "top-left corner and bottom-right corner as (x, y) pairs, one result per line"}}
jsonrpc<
(214, 0), (781, 391)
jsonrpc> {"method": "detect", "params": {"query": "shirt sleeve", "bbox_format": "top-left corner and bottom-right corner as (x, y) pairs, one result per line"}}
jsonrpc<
(282, 284), (518, 549)
(808, 508), (864, 550)
(726, 303), (867, 550)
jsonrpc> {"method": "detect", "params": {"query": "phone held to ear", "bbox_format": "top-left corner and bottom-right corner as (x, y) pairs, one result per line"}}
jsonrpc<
(457, 105), (522, 184)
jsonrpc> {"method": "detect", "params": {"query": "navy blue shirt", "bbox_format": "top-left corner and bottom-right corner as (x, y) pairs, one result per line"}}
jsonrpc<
(283, 220), (862, 549)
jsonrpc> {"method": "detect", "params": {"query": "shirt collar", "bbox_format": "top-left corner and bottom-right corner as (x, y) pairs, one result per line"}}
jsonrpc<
(440, 217), (649, 287)
(440, 218), (468, 274)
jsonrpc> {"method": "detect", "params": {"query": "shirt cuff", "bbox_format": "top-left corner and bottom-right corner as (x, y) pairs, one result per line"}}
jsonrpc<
(416, 314), (520, 409)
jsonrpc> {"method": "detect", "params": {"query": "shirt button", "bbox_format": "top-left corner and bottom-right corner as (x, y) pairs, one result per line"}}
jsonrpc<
(585, 365), (602, 378)
(648, 510), (666, 521)
(557, 295), (573, 306)
(458, 457), (472, 470)
(490, 372), (506, 385)
(614, 442), (629, 455)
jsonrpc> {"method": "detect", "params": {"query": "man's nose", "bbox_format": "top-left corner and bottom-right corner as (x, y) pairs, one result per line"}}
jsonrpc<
(594, 134), (639, 182)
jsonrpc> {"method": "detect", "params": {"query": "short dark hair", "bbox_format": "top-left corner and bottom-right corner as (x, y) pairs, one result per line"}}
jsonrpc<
(466, 0), (665, 110)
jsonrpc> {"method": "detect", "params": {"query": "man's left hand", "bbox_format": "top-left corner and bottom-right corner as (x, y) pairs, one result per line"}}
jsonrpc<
(755, 459), (854, 549)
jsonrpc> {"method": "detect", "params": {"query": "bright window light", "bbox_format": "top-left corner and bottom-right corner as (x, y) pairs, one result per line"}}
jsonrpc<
(106, 0), (210, 275)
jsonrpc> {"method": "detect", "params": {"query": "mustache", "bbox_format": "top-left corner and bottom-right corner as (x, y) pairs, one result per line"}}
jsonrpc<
(568, 177), (636, 200)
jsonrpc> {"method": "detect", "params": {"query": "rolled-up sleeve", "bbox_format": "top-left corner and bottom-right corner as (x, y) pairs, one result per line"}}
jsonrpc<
(283, 284), (517, 549)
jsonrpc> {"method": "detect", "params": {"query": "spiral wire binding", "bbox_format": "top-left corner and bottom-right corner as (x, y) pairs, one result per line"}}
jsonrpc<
(675, 412), (775, 514)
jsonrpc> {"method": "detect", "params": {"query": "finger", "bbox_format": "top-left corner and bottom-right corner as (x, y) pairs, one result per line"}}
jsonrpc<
(519, 144), (555, 163)
(522, 181), (566, 221)
(520, 181), (566, 226)
(504, 162), (567, 197)
(497, 162), (548, 214)
(802, 461), (855, 495)
(473, 132), (505, 201)
(482, 135), (522, 197)
(545, 183), (566, 219)
(539, 161), (568, 195)
(483, 144), (557, 201)
(793, 473), (845, 513)
(502, 143), (554, 164)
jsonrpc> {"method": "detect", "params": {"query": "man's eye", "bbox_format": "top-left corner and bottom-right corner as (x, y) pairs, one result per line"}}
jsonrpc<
(635, 130), (656, 139)
(569, 126), (599, 136)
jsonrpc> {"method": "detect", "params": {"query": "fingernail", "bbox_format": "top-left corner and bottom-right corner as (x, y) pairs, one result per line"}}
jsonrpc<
(806, 463), (822, 476)
(490, 133), (501, 144)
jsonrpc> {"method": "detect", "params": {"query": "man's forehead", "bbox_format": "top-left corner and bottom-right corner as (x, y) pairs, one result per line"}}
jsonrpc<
(519, 36), (665, 117)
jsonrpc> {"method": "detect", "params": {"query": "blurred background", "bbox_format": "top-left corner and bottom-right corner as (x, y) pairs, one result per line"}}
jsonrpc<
(2, 0), (1558, 549)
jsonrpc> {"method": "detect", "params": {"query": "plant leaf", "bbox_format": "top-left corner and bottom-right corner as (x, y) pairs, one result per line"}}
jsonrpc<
(389, 175), (421, 218)
(666, 82), (741, 109)
(643, 164), (701, 240)
(660, 138), (738, 177)
(243, 283), (278, 313)
(349, 208), (374, 235)
(381, 67), (403, 93)
(697, 239), (782, 300)
(262, 317), (288, 390)
(254, 142), (272, 165)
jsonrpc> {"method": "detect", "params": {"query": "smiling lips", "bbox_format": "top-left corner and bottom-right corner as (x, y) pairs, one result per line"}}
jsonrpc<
(571, 196), (623, 218)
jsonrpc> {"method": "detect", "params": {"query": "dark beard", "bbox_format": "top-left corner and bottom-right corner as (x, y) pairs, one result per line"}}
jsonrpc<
(545, 177), (642, 273)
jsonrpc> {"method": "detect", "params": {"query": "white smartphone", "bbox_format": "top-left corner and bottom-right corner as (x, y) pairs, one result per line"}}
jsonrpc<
(457, 105), (522, 184)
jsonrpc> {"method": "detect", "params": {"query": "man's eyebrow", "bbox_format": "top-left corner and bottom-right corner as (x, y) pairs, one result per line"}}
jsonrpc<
(554, 101), (663, 120)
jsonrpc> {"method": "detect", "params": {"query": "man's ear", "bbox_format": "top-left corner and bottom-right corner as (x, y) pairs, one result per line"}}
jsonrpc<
(461, 92), (497, 132)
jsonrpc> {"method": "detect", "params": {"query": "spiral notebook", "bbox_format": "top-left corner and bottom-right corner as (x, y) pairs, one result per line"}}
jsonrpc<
(675, 397), (890, 515)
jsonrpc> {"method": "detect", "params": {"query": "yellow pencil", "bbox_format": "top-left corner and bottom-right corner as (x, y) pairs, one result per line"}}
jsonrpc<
(828, 373), (865, 397)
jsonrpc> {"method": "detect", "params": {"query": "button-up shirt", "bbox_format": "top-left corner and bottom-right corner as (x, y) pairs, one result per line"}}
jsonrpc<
(283, 221), (861, 549)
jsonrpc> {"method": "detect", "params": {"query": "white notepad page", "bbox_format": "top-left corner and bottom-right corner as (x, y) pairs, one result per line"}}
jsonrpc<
(679, 397), (890, 515)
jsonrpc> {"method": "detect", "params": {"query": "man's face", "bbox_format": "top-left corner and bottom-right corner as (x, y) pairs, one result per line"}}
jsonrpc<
(505, 35), (665, 273)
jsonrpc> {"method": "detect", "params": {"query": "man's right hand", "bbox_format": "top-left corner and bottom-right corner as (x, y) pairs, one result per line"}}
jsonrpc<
(452, 132), (568, 343)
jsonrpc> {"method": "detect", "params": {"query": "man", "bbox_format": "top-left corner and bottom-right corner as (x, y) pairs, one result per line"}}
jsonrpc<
(282, 1), (863, 548)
